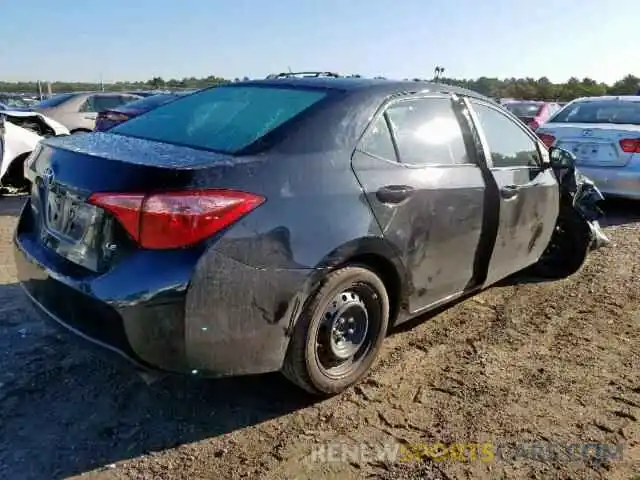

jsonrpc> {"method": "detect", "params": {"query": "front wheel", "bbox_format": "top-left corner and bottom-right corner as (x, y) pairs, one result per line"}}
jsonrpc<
(282, 266), (389, 396)
(529, 205), (591, 279)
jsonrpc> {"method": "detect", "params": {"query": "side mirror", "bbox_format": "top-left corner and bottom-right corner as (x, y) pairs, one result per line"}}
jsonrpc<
(549, 146), (576, 169)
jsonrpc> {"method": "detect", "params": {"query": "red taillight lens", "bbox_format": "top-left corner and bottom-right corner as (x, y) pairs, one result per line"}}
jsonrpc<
(537, 133), (556, 148)
(619, 138), (640, 153)
(88, 190), (265, 249)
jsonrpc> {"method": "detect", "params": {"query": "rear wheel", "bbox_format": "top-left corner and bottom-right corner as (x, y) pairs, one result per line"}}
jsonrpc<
(282, 266), (389, 396)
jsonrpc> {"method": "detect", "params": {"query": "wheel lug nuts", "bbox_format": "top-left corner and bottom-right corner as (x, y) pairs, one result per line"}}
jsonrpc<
(339, 318), (345, 324)
(348, 318), (354, 323)
(347, 328), (354, 334)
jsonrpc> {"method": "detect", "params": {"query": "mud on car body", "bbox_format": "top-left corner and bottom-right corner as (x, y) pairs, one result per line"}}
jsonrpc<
(13, 78), (607, 396)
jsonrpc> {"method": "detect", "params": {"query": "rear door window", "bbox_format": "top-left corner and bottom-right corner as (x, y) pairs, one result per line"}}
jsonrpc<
(385, 97), (470, 165)
(110, 85), (330, 153)
(359, 115), (397, 161)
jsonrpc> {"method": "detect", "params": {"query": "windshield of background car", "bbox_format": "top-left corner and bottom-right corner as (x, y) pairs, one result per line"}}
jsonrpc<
(504, 102), (542, 117)
(36, 93), (76, 108)
(548, 100), (640, 125)
(118, 94), (179, 111)
(110, 85), (330, 153)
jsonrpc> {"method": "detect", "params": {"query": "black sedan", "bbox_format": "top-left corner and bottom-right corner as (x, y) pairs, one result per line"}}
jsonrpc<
(14, 78), (605, 396)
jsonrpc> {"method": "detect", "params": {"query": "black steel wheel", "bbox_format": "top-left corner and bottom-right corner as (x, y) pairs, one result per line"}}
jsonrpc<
(529, 205), (590, 279)
(282, 266), (389, 396)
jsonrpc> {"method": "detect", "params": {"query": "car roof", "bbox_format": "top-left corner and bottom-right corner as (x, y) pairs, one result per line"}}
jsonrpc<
(237, 77), (489, 101)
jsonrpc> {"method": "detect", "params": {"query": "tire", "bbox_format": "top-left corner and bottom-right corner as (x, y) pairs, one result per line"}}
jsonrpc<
(2, 153), (30, 191)
(282, 266), (390, 396)
(529, 206), (590, 279)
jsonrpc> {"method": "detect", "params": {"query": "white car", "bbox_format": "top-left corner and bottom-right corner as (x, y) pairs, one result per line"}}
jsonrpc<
(0, 111), (69, 189)
(536, 96), (640, 199)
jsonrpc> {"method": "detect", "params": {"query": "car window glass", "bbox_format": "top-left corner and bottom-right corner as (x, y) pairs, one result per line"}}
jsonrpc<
(359, 115), (397, 161)
(93, 96), (130, 112)
(385, 98), (469, 165)
(110, 86), (329, 154)
(79, 97), (95, 113)
(471, 101), (540, 168)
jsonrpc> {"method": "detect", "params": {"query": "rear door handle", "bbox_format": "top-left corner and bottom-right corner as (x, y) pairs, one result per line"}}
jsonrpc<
(376, 185), (415, 204)
(500, 184), (520, 199)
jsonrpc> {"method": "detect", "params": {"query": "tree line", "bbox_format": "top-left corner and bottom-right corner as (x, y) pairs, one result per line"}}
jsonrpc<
(1, 73), (639, 100)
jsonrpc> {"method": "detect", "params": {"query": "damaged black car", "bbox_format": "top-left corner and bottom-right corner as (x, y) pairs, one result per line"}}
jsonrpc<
(14, 78), (608, 396)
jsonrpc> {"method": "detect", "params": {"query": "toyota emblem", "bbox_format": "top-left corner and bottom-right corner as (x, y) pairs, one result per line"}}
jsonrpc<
(581, 129), (593, 137)
(42, 167), (55, 187)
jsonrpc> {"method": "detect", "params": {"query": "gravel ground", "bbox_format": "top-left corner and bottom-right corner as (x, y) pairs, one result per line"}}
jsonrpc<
(0, 194), (638, 480)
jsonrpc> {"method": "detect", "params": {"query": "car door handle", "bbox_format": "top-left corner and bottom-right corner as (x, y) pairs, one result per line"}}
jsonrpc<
(376, 185), (415, 204)
(500, 185), (521, 199)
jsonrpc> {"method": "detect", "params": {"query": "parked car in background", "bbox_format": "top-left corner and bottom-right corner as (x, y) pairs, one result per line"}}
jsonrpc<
(0, 112), (69, 190)
(95, 92), (193, 131)
(0, 109), (69, 137)
(23, 92), (143, 133)
(536, 95), (640, 199)
(14, 78), (606, 396)
(503, 101), (562, 130)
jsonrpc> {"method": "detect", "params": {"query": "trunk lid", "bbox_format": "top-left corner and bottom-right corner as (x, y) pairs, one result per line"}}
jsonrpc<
(537, 122), (640, 167)
(25, 133), (236, 272)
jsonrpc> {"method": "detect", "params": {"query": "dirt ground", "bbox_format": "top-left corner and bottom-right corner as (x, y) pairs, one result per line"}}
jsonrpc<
(0, 194), (638, 480)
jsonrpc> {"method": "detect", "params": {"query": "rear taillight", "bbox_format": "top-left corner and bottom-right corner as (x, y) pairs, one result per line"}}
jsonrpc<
(88, 190), (265, 249)
(619, 138), (640, 153)
(537, 133), (556, 148)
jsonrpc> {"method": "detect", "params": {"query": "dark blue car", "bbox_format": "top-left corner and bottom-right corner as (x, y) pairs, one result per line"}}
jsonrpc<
(13, 78), (603, 395)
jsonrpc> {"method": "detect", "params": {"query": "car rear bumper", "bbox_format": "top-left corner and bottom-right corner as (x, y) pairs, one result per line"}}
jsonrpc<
(578, 165), (640, 200)
(14, 217), (314, 377)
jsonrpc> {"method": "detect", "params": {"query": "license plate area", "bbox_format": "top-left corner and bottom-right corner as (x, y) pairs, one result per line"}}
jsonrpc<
(35, 182), (110, 273)
(44, 187), (100, 242)
(558, 141), (621, 166)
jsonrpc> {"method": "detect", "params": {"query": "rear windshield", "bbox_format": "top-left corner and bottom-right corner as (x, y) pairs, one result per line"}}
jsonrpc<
(504, 102), (542, 118)
(110, 85), (329, 153)
(37, 93), (76, 108)
(119, 94), (180, 111)
(549, 100), (640, 125)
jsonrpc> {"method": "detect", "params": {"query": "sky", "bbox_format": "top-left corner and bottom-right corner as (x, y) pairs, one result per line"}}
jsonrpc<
(1, 0), (637, 84)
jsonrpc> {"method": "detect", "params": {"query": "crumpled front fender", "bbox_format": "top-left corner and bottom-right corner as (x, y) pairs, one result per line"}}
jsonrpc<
(554, 164), (611, 251)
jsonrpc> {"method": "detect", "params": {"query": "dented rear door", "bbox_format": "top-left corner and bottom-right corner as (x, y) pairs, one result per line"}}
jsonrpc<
(466, 98), (560, 285)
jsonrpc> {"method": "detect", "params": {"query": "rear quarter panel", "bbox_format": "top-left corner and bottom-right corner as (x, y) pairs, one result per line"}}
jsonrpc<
(202, 150), (389, 270)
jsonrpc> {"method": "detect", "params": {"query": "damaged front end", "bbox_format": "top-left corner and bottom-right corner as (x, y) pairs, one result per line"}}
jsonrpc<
(554, 161), (610, 250)
(532, 147), (610, 278)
